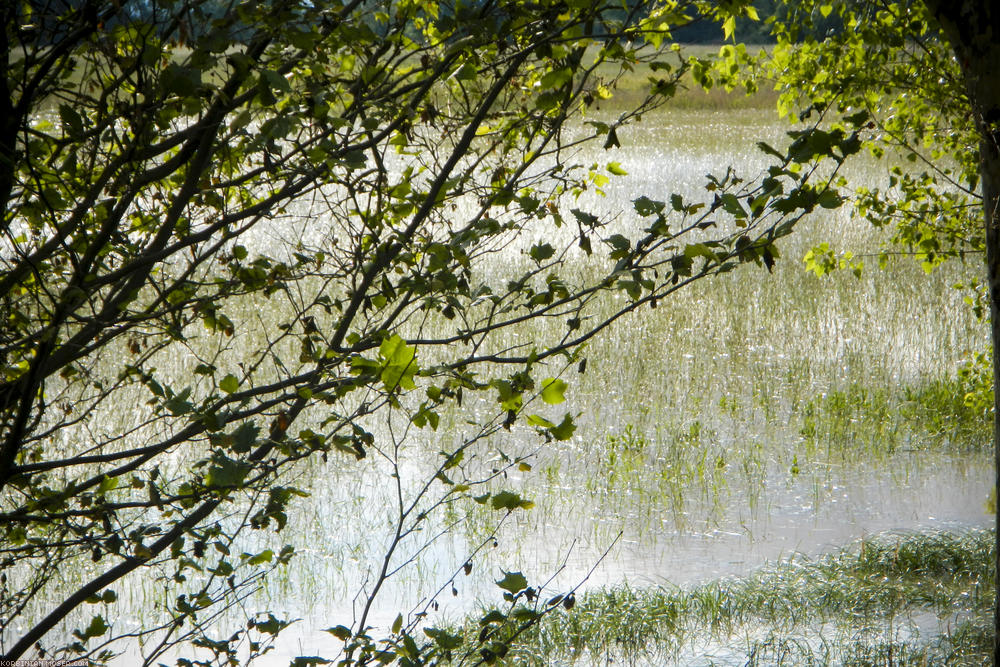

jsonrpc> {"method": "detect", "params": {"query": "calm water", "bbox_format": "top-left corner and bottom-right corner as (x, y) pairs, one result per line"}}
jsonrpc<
(34, 108), (990, 664)
(208, 110), (990, 661)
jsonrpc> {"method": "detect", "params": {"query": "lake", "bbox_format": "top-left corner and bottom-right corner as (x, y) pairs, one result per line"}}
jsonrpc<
(10, 103), (987, 665)
(171, 107), (990, 663)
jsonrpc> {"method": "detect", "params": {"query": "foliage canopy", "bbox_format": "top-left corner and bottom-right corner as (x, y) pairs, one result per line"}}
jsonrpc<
(758, 1), (1000, 659)
(0, 0), (924, 662)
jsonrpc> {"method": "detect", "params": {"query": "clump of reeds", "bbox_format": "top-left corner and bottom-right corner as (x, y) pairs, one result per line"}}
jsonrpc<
(466, 528), (993, 666)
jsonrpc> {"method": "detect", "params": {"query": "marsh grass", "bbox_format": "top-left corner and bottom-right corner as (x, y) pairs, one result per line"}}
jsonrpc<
(585, 43), (779, 114)
(569, 421), (762, 534)
(799, 376), (991, 457)
(475, 528), (994, 666)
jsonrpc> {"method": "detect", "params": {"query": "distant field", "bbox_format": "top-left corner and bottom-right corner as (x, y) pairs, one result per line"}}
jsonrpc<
(588, 43), (780, 112)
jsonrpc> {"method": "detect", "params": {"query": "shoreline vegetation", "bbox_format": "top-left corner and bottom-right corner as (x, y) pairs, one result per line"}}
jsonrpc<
(437, 361), (991, 664)
(455, 527), (993, 666)
(428, 45), (992, 658)
(590, 43), (779, 112)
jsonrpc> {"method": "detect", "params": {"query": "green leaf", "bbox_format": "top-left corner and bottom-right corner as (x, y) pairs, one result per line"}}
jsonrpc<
(491, 490), (534, 511)
(246, 549), (274, 565)
(535, 91), (561, 111)
(817, 189), (843, 209)
(231, 422), (259, 453)
(512, 606), (540, 621)
(722, 15), (736, 40)
(540, 378), (567, 405)
(261, 68), (292, 94)
(529, 243), (555, 263)
(454, 62), (478, 81)
(205, 454), (250, 489)
(526, 414), (555, 428)
(493, 379), (523, 411)
(97, 474), (119, 494)
(379, 334), (418, 391)
(843, 109), (870, 128)
(324, 625), (352, 640)
(719, 193), (747, 218)
(425, 627), (463, 650)
(756, 141), (786, 161)
(788, 128), (836, 162)
(291, 658), (331, 667)
(539, 67), (573, 90)
(7, 526), (28, 547)
(603, 126), (621, 149)
(549, 413), (576, 441)
(220, 374), (239, 394)
(479, 610), (506, 625)
(164, 387), (193, 415)
(161, 63), (202, 97)
(572, 209), (600, 226)
(684, 243), (718, 261)
(83, 614), (108, 638)
(442, 448), (465, 470)
(606, 234), (631, 260)
(58, 104), (84, 137)
(496, 570), (528, 594)
(606, 162), (628, 176)
(634, 196), (666, 216)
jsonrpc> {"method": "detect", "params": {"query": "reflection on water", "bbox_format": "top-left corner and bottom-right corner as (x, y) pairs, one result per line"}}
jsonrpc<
(251, 111), (990, 660)
(93, 108), (992, 664)
(261, 443), (988, 657)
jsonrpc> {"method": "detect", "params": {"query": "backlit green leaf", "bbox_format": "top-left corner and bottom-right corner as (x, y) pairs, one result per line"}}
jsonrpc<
(529, 243), (555, 263)
(549, 413), (576, 441)
(607, 162), (628, 176)
(540, 378), (567, 404)
(379, 335), (418, 391)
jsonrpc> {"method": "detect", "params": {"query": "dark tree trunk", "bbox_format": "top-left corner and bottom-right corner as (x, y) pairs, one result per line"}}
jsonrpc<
(986, 124), (1000, 667)
(920, 0), (1000, 661)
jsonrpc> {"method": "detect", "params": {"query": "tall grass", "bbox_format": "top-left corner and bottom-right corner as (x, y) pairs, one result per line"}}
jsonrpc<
(479, 528), (993, 666)
(799, 376), (991, 457)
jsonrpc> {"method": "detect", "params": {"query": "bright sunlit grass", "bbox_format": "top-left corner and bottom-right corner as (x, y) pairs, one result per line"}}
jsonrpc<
(472, 528), (993, 666)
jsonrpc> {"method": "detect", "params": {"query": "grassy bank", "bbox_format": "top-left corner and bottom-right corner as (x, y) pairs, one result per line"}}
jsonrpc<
(464, 528), (993, 666)
(587, 43), (779, 113)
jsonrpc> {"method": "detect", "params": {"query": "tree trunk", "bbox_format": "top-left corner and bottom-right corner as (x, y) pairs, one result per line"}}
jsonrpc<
(986, 122), (1000, 667)
(919, 0), (1000, 660)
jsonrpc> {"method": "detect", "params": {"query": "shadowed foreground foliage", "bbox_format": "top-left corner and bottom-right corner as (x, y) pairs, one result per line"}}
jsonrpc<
(3, 0), (999, 663)
(0, 0), (854, 661)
